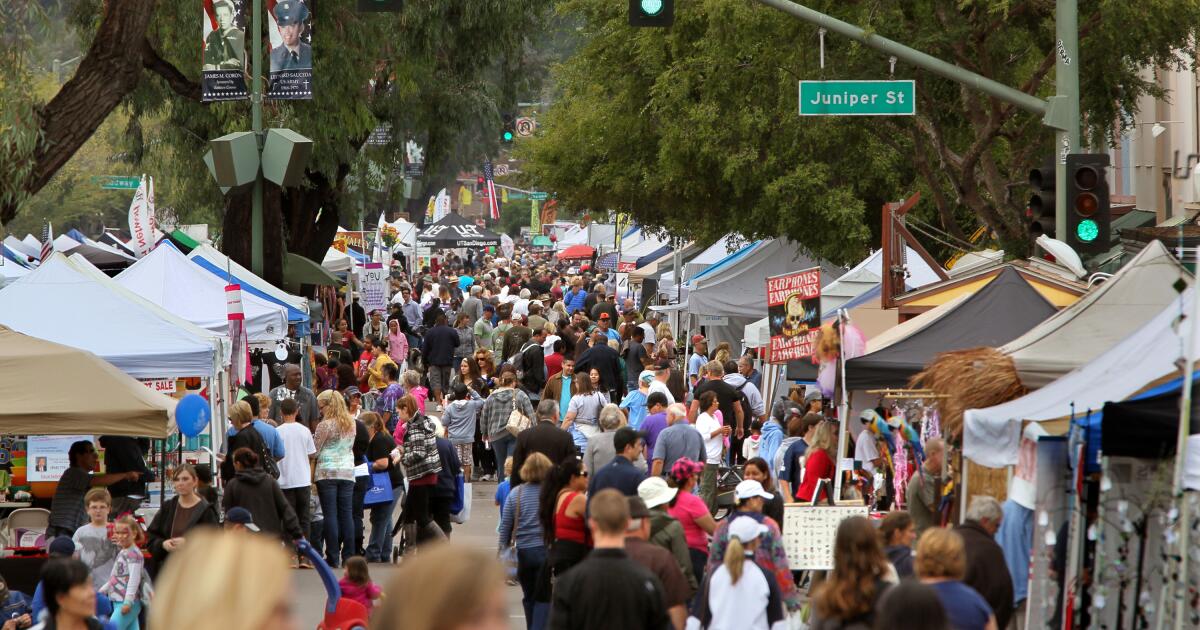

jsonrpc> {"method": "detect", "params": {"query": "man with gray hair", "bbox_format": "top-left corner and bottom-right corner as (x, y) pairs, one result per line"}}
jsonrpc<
(585, 404), (647, 474)
(461, 284), (484, 325)
(956, 495), (1014, 628)
(906, 437), (945, 536)
(510, 398), (575, 487)
(650, 403), (705, 477)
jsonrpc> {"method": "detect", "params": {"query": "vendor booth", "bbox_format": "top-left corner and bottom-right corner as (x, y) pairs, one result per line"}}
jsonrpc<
(187, 243), (310, 328)
(416, 212), (502, 248)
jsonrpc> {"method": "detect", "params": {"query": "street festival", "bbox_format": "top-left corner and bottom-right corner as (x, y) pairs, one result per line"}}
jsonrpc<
(3, 1), (1200, 630)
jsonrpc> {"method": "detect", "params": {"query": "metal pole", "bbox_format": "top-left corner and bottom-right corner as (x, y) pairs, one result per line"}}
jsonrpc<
(1054, 0), (1081, 242)
(250, 0), (265, 278)
(1171, 287), (1198, 628)
(833, 308), (849, 501)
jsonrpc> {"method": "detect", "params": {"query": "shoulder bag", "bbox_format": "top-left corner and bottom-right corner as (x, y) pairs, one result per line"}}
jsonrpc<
(506, 392), (533, 436)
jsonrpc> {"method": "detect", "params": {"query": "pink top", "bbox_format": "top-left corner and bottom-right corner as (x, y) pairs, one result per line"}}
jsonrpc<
(668, 490), (711, 551)
(410, 386), (429, 413)
(338, 578), (382, 613)
(387, 329), (408, 365)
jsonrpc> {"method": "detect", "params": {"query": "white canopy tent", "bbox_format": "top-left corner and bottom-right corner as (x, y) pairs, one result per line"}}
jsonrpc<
(963, 287), (1195, 468)
(0, 259), (28, 287)
(187, 243), (310, 323)
(3, 236), (37, 261)
(52, 234), (136, 267)
(999, 240), (1189, 388)
(322, 248), (355, 273)
(0, 254), (228, 378)
(116, 244), (289, 343)
(821, 247), (944, 314)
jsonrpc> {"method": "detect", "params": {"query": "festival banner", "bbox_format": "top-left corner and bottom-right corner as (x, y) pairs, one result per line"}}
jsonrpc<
(356, 263), (388, 313)
(266, 0), (313, 100)
(127, 176), (156, 258)
(434, 188), (451, 222)
(333, 230), (368, 253)
(766, 267), (821, 364)
(531, 199), (541, 235)
(201, 0), (249, 101)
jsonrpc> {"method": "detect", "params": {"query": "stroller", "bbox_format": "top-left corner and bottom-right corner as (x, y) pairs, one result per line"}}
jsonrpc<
(297, 539), (369, 630)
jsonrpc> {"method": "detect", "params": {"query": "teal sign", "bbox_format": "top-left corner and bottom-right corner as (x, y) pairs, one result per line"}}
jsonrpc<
(530, 191), (549, 201)
(92, 176), (141, 190)
(799, 80), (915, 116)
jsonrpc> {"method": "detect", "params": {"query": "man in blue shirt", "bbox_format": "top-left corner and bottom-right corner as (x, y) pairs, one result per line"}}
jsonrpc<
(588, 428), (647, 502)
(229, 394), (285, 460)
(777, 413), (823, 502)
(564, 282), (588, 314)
(687, 335), (708, 387)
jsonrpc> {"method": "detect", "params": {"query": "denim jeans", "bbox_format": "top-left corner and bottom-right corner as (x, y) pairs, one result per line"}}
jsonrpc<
(365, 489), (400, 561)
(490, 433), (516, 484)
(316, 478), (354, 566)
(517, 545), (549, 630)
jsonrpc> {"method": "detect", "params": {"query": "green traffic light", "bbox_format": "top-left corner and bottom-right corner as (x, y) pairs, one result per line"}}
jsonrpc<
(503, 131), (514, 142)
(1076, 219), (1099, 243)
(640, 0), (663, 15)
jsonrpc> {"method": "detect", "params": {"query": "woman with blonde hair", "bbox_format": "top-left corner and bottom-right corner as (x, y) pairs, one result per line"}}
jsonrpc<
(253, 392), (275, 425)
(809, 516), (892, 629)
(371, 544), (508, 630)
(917, 528), (997, 630)
(794, 420), (836, 504)
(711, 341), (732, 366)
(314, 389), (356, 568)
(697, 516), (784, 630)
(148, 530), (296, 630)
(220, 400), (268, 483)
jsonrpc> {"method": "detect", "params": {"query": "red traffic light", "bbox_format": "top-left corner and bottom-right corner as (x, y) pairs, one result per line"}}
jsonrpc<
(1074, 192), (1099, 217)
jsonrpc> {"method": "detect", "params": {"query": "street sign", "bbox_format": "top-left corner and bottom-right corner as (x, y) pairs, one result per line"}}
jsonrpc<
(798, 80), (915, 116)
(530, 191), (549, 201)
(367, 124), (392, 146)
(494, 163), (510, 176)
(515, 117), (537, 137)
(92, 176), (141, 190)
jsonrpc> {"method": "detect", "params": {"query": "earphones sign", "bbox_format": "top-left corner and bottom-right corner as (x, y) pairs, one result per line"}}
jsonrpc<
(766, 267), (821, 363)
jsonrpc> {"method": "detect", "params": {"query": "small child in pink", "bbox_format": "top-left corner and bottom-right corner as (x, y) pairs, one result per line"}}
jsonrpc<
(338, 556), (382, 614)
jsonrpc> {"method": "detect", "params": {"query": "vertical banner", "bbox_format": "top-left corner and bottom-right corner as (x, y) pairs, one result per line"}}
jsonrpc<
(201, 0), (248, 101)
(615, 212), (631, 249)
(127, 176), (154, 258)
(500, 234), (515, 260)
(766, 267), (821, 364)
(434, 188), (451, 221)
(531, 199), (541, 235)
(266, 0), (313, 100)
(357, 263), (388, 313)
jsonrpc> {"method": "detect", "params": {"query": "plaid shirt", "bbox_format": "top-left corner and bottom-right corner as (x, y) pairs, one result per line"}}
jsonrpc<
(480, 388), (535, 441)
(401, 415), (442, 480)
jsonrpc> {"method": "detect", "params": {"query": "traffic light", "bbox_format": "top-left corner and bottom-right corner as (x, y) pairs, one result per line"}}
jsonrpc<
(1028, 158), (1056, 239)
(629, 0), (674, 27)
(501, 114), (515, 143)
(1065, 153), (1111, 255)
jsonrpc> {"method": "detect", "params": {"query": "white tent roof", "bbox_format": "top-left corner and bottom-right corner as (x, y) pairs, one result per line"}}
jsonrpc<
(963, 287), (1196, 468)
(0, 253), (225, 378)
(554, 225), (587, 250)
(52, 234), (136, 266)
(619, 234), (670, 262)
(322, 248), (355, 273)
(1000, 240), (1189, 388)
(683, 234), (741, 281)
(586, 224), (617, 249)
(116, 244), (289, 343)
(821, 247), (944, 314)
(186, 243), (309, 317)
(4, 236), (37, 260)
(0, 260), (28, 286)
(21, 235), (41, 254)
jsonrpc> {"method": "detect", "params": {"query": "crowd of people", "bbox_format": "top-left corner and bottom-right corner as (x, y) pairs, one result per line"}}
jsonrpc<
(21, 245), (1025, 630)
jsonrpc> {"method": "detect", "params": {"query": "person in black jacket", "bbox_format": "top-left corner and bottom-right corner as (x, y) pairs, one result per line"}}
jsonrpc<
(221, 448), (303, 541)
(511, 400), (576, 487)
(422, 313), (461, 403)
(574, 331), (624, 400)
(431, 436), (462, 538)
(96, 437), (153, 519)
(220, 400), (271, 484)
(518, 328), (547, 403)
(144, 464), (219, 576)
(343, 293), (367, 339)
(956, 496), (1014, 629)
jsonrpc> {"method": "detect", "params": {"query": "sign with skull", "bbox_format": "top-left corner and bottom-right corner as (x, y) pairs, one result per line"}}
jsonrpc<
(766, 267), (821, 363)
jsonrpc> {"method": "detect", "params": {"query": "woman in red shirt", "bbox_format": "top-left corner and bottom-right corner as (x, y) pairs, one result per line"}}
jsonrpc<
(795, 420), (837, 504)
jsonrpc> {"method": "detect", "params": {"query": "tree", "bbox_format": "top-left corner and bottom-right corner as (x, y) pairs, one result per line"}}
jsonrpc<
(520, 0), (1199, 264)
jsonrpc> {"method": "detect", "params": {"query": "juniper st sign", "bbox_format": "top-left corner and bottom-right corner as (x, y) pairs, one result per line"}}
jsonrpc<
(799, 80), (916, 116)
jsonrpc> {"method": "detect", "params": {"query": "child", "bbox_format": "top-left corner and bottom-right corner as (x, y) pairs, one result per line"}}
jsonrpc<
(72, 488), (119, 591)
(337, 556), (382, 614)
(493, 458), (514, 508)
(99, 516), (145, 630)
(194, 464), (219, 506)
(742, 420), (763, 462)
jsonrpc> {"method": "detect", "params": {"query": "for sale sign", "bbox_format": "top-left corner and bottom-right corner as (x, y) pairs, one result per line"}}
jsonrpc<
(766, 267), (821, 363)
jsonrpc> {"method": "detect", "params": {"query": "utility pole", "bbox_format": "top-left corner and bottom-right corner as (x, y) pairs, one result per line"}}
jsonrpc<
(250, 0), (265, 278)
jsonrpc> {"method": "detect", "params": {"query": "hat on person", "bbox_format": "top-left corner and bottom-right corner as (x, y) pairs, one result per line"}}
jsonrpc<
(273, 0), (310, 25)
(225, 507), (260, 532)
(669, 458), (704, 483)
(728, 516), (769, 544)
(342, 386), (361, 399)
(804, 389), (822, 403)
(734, 479), (773, 501)
(627, 496), (652, 520)
(691, 334), (705, 345)
(47, 537), (76, 557)
(599, 312), (611, 320)
(638, 476), (678, 509)
(638, 370), (656, 384)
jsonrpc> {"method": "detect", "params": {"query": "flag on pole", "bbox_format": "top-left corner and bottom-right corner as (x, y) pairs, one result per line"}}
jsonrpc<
(128, 175), (154, 258)
(225, 284), (252, 386)
(39, 221), (54, 262)
(483, 159), (502, 220)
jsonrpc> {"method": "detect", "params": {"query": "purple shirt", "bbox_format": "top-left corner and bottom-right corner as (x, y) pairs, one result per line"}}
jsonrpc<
(642, 411), (669, 455)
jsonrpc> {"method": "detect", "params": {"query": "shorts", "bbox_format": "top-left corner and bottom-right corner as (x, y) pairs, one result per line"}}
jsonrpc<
(455, 442), (473, 466)
(428, 365), (452, 392)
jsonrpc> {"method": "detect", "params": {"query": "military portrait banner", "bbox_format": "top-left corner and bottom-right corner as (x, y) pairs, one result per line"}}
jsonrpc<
(201, 0), (249, 101)
(266, 0), (313, 100)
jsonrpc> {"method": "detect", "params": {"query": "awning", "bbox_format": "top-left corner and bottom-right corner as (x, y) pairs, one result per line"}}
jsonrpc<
(416, 212), (502, 248)
(284, 252), (343, 293)
(558, 244), (595, 260)
(532, 235), (552, 247)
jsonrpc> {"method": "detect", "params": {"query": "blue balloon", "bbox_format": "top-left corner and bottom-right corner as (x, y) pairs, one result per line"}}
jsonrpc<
(176, 394), (211, 438)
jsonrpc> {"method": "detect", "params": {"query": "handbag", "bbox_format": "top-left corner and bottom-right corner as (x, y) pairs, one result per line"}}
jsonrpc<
(505, 393), (533, 436)
(363, 470), (395, 506)
(450, 476), (472, 524)
(499, 485), (521, 580)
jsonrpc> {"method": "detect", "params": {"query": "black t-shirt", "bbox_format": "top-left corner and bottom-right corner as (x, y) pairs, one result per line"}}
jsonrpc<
(366, 432), (404, 488)
(625, 342), (647, 382)
(353, 420), (370, 462)
(694, 379), (740, 427)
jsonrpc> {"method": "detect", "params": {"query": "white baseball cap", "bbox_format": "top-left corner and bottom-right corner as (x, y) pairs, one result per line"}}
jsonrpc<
(729, 516), (768, 544)
(734, 479), (773, 501)
(638, 476), (678, 509)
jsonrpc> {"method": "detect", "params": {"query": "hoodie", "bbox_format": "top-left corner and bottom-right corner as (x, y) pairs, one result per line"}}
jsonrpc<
(440, 392), (486, 445)
(758, 420), (785, 475)
(221, 469), (303, 539)
(722, 373), (765, 418)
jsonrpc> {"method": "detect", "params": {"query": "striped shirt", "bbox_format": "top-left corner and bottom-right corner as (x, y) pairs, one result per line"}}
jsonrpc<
(498, 483), (544, 550)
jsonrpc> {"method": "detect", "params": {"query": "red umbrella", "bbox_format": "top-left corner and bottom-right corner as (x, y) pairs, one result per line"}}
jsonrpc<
(556, 244), (595, 260)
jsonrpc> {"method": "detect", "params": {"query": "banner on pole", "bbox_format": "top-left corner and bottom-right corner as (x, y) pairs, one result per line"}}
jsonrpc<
(766, 267), (821, 364)
(357, 263), (388, 313)
(127, 176), (155, 258)
(266, 0), (313, 100)
(531, 199), (541, 234)
(201, 0), (249, 101)
(333, 231), (368, 252)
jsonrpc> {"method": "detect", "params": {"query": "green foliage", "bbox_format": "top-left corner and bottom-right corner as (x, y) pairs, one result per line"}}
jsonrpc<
(521, 0), (1200, 264)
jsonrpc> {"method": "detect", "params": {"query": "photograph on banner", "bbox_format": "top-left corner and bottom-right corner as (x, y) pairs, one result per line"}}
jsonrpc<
(28, 435), (93, 482)
(201, 0), (249, 101)
(404, 139), (425, 177)
(766, 267), (821, 364)
(266, 0), (313, 100)
(357, 263), (389, 313)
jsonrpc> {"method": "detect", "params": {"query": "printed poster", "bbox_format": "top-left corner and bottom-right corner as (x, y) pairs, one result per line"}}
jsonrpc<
(766, 267), (821, 363)
(28, 435), (93, 482)
(266, 0), (313, 100)
(202, 0), (249, 101)
(356, 263), (388, 313)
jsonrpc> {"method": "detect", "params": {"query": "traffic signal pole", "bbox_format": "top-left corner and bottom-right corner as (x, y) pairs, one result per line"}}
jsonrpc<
(751, 0), (1079, 238)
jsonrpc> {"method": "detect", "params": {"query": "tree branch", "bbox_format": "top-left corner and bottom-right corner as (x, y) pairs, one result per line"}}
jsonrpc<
(141, 39), (201, 102)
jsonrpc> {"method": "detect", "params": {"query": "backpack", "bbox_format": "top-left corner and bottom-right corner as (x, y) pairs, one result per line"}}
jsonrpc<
(733, 380), (754, 429)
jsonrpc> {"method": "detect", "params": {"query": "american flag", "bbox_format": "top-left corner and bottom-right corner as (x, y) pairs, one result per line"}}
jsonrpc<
(39, 221), (53, 262)
(483, 159), (502, 220)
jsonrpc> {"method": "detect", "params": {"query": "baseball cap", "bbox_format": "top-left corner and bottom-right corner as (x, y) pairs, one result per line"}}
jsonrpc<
(734, 479), (773, 501)
(47, 536), (76, 557)
(728, 516), (769, 544)
(638, 370), (656, 384)
(638, 476), (678, 509)
(691, 334), (705, 345)
(804, 389), (822, 403)
(225, 506), (260, 531)
(342, 386), (362, 399)
(599, 312), (611, 320)
(627, 496), (651, 520)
